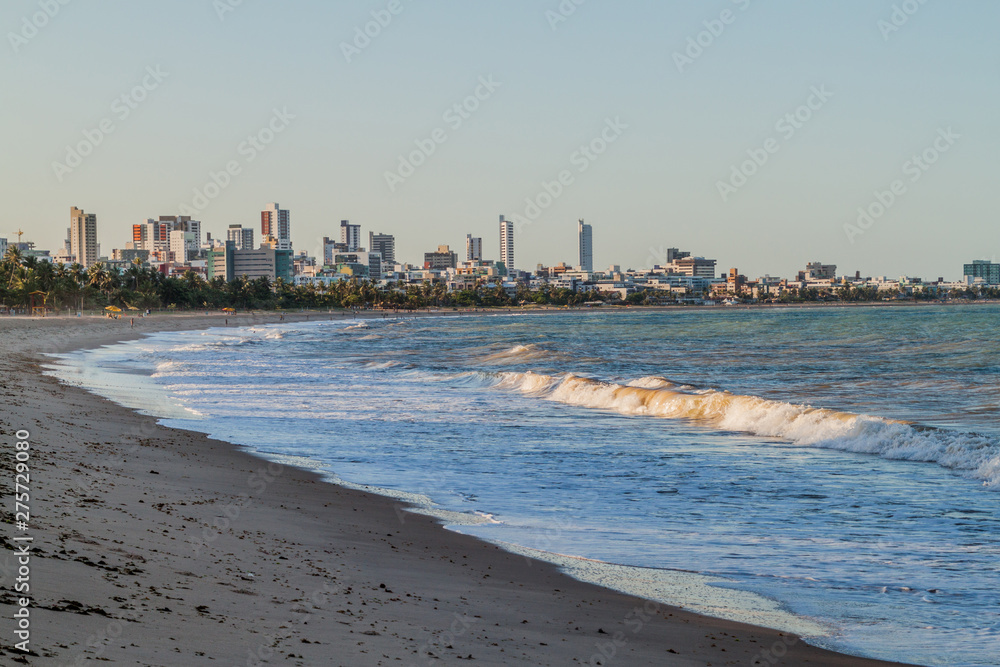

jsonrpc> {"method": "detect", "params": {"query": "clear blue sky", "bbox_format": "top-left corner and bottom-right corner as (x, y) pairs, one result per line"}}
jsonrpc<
(2, 0), (997, 279)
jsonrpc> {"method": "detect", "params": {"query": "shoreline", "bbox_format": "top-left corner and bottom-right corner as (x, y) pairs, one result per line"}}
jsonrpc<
(0, 313), (916, 665)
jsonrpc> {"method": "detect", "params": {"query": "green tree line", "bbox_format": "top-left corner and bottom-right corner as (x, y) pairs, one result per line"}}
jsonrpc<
(0, 249), (611, 312)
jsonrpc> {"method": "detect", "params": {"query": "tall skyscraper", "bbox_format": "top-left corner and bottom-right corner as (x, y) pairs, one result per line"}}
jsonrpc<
(341, 220), (361, 252)
(261, 203), (291, 250)
(70, 206), (98, 268)
(227, 224), (254, 250)
(499, 215), (514, 273)
(368, 232), (396, 270)
(578, 219), (593, 273)
(466, 234), (482, 262)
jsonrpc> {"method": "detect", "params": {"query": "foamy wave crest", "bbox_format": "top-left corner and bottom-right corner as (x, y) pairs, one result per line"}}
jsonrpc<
(495, 370), (561, 395)
(482, 343), (566, 364)
(492, 372), (1000, 489)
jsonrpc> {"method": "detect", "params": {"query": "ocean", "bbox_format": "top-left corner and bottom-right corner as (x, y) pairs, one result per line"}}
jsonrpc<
(48, 306), (1000, 666)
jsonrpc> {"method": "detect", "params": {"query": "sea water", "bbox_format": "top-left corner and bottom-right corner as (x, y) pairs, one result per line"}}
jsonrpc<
(46, 306), (1000, 665)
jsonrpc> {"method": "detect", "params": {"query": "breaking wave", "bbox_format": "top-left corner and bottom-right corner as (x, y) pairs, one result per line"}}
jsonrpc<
(492, 371), (1000, 489)
(481, 343), (567, 364)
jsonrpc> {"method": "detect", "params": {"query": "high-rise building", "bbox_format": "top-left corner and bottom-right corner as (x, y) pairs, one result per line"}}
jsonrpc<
(333, 251), (383, 279)
(133, 219), (164, 252)
(70, 206), (98, 268)
(227, 224), (255, 251)
(322, 237), (350, 266)
(132, 216), (200, 255)
(169, 230), (197, 263)
(162, 216), (201, 248)
(424, 245), (458, 271)
(499, 215), (514, 273)
(964, 260), (1000, 285)
(341, 220), (361, 252)
(261, 203), (291, 250)
(578, 219), (593, 273)
(466, 234), (482, 262)
(799, 262), (837, 281)
(368, 232), (395, 270)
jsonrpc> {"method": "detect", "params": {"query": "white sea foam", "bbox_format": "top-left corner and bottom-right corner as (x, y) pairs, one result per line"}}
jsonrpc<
(493, 371), (1000, 489)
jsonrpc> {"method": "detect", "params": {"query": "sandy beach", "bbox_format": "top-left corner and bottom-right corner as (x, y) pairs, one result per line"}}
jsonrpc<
(0, 312), (915, 666)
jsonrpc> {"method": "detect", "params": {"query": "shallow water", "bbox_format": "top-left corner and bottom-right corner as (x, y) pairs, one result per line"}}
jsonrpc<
(47, 306), (1000, 666)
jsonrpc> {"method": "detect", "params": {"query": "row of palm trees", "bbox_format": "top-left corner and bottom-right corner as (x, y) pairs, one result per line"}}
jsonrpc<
(0, 248), (613, 313)
(7, 248), (994, 313)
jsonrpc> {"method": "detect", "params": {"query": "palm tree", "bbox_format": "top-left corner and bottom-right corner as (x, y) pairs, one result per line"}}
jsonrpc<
(87, 263), (114, 301)
(4, 245), (23, 289)
(125, 258), (144, 291)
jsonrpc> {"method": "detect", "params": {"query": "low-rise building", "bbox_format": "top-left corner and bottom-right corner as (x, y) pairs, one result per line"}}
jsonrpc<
(207, 241), (293, 282)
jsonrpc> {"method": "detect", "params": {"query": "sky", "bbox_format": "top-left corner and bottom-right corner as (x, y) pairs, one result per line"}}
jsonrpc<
(1, 0), (997, 280)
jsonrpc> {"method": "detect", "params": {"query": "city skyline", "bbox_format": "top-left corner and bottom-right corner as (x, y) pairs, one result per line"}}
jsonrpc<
(8, 203), (996, 287)
(2, 1), (998, 279)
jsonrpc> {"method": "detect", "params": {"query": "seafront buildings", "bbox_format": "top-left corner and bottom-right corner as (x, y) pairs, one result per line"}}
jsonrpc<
(369, 232), (396, 272)
(963, 260), (1000, 285)
(578, 219), (593, 273)
(340, 220), (361, 252)
(6, 205), (996, 303)
(499, 215), (514, 273)
(226, 224), (255, 251)
(69, 206), (98, 268)
(207, 242), (294, 282)
(261, 203), (292, 250)
(466, 234), (483, 262)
